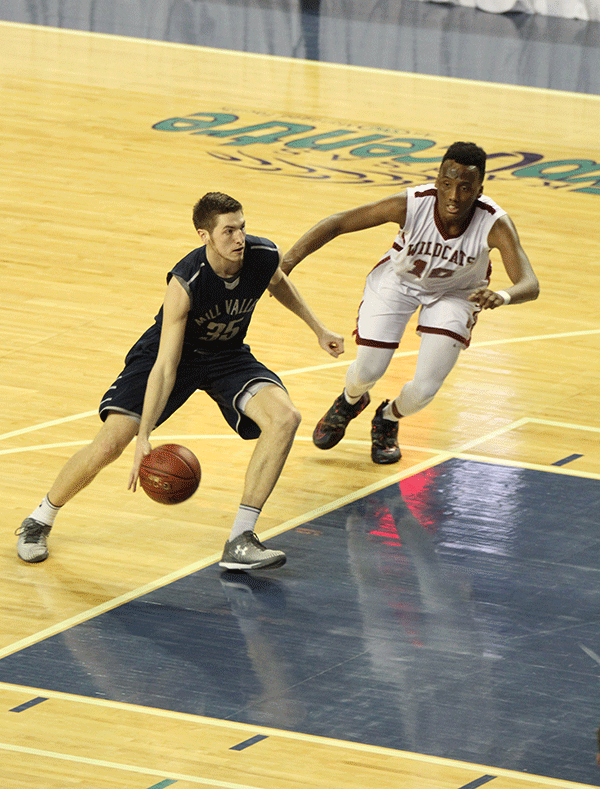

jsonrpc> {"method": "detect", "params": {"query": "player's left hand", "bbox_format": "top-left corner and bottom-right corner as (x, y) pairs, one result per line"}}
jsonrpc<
(468, 288), (506, 309)
(319, 329), (345, 358)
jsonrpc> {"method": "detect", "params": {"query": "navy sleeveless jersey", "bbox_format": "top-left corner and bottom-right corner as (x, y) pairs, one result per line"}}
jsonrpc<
(126, 235), (279, 359)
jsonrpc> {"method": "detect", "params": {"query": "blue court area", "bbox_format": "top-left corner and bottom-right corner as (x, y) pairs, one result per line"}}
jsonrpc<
(2, 459), (600, 786)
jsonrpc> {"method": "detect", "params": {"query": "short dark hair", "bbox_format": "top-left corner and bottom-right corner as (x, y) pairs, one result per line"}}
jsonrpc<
(192, 192), (243, 231)
(442, 142), (487, 182)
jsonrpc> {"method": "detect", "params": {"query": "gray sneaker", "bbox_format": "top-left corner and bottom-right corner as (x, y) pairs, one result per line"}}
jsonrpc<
(15, 518), (52, 563)
(219, 530), (286, 570)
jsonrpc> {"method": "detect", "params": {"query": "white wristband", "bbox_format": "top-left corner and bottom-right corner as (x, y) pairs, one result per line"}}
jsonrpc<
(496, 290), (511, 305)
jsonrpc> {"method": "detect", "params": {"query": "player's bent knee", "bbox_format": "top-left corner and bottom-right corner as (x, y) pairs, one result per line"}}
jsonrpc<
(277, 404), (302, 435)
(347, 375), (377, 394)
(260, 403), (301, 437)
(412, 381), (441, 407)
(93, 416), (137, 465)
(93, 436), (128, 466)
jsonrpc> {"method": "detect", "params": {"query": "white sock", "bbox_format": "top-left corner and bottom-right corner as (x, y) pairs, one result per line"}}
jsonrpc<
(228, 504), (260, 541)
(383, 401), (400, 422)
(344, 389), (364, 406)
(30, 495), (61, 527)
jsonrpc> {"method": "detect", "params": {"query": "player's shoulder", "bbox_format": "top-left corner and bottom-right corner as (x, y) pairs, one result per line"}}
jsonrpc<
(404, 183), (436, 225)
(245, 234), (278, 253)
(475, 192), (506, 218)
(169, 246), (206, 281)
(244, 235), (280, 266)
(175, 246), (206, 265)
(411, 182), (437, 200)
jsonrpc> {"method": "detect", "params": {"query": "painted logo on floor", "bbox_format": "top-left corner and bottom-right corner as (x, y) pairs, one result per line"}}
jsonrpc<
(153, 110), (599, 195)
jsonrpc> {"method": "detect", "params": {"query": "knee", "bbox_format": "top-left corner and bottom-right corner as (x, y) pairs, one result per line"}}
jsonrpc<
(92, 421), (134, 466)
(93, 434), (128, 466)
(264, 403), (302, 438)
(281, 404), (302, 437)
(347, 359), (388, 392)
(410, 379), (441, 407)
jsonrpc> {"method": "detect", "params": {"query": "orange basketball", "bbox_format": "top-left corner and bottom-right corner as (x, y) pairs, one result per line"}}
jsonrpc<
(139, 444), (201, 505)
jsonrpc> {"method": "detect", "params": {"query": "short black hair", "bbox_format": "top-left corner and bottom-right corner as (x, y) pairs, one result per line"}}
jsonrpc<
(442, 142), (487, 182)
(192, 192), (243, 232)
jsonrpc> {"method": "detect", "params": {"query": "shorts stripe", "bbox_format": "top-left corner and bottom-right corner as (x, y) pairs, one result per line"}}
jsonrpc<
(417, 324), (470, 347)
(353, 329), (399, 349)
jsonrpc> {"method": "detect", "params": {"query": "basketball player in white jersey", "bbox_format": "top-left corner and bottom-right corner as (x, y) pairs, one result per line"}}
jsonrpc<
(282, 142), (539, 464)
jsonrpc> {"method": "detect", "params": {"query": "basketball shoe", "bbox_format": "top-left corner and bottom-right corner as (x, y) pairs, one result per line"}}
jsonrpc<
(15, 518), (52, 563)
(371, 400), (402, 464)
(312, 391), (370, 449)
(219, 530), (286, 570)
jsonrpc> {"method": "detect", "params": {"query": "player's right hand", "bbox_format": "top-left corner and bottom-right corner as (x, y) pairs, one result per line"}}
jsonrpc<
(128, 438), (152, 492)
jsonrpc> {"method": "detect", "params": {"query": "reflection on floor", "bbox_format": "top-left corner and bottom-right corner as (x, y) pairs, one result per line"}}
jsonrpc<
(2, 459), (599, 786)
(1, 0), (599, 93)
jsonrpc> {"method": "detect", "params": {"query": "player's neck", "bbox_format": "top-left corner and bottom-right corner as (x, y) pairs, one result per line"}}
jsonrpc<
(435, 198), (476, 238)
(205, 250), (243, 279)
(440, 216), (469, 236)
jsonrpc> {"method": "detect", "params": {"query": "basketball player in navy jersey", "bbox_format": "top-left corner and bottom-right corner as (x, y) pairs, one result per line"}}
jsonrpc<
(282, 142), (539, 463)
(16, 192), (344, 569)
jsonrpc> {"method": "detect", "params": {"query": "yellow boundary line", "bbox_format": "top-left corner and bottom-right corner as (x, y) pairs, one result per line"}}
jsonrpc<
(0, 684), (593, 789)
(2, 415), (599, 661)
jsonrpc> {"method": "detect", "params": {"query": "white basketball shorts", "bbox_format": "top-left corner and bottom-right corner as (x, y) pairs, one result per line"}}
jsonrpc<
(354, 258), (482, 349)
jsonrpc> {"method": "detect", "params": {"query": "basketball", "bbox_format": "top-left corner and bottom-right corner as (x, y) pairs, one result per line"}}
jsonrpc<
(139, 444), (201, 505)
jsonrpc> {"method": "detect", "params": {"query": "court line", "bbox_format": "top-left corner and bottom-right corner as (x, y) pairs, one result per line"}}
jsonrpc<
(0, 460), (445, 659)
(3, 418), (600, 659)
(0, 556), (224, 659)
(3, 19), (600, 105)
(9, 696), (48, 713)
(0, 438), (239, 456)
(3, 417), (599, 656)
(9, 435), (543, 661)
(524, 418), (600, 433)
(0, 411), (97, 442)
(0, 683), (589, 789)
(458, 778), (496, 789)
(0, 741), (264, 789)
(470, 328), (600, 346)
(230, 735), (268, 751)
(453, 417), (530, 453)
(2, 329), (600, 443)
(258, 328), (600, 378)
(2, 415), (600, 470)
(455, 453), (600, 481)
(553, 453), (584, 466)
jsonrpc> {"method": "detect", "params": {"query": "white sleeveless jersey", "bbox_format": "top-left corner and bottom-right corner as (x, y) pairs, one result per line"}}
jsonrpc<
(383, 184), (506, 300)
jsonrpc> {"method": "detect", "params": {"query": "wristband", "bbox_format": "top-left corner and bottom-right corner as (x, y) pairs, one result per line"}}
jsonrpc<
(496, 290), (511, 305)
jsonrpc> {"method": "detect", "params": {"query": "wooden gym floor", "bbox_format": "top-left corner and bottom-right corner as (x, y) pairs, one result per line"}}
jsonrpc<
(1, 5), (600, 788)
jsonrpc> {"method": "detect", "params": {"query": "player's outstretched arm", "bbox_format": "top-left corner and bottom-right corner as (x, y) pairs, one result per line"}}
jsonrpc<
(128, 278), (189, 491)
(267, 265), (344, 358)
(469, 214), (540, 310)
(281, 193), (408, 275)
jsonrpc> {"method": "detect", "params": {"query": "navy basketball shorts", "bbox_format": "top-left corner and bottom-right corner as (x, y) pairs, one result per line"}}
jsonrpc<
(99, 344), (286, 440)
